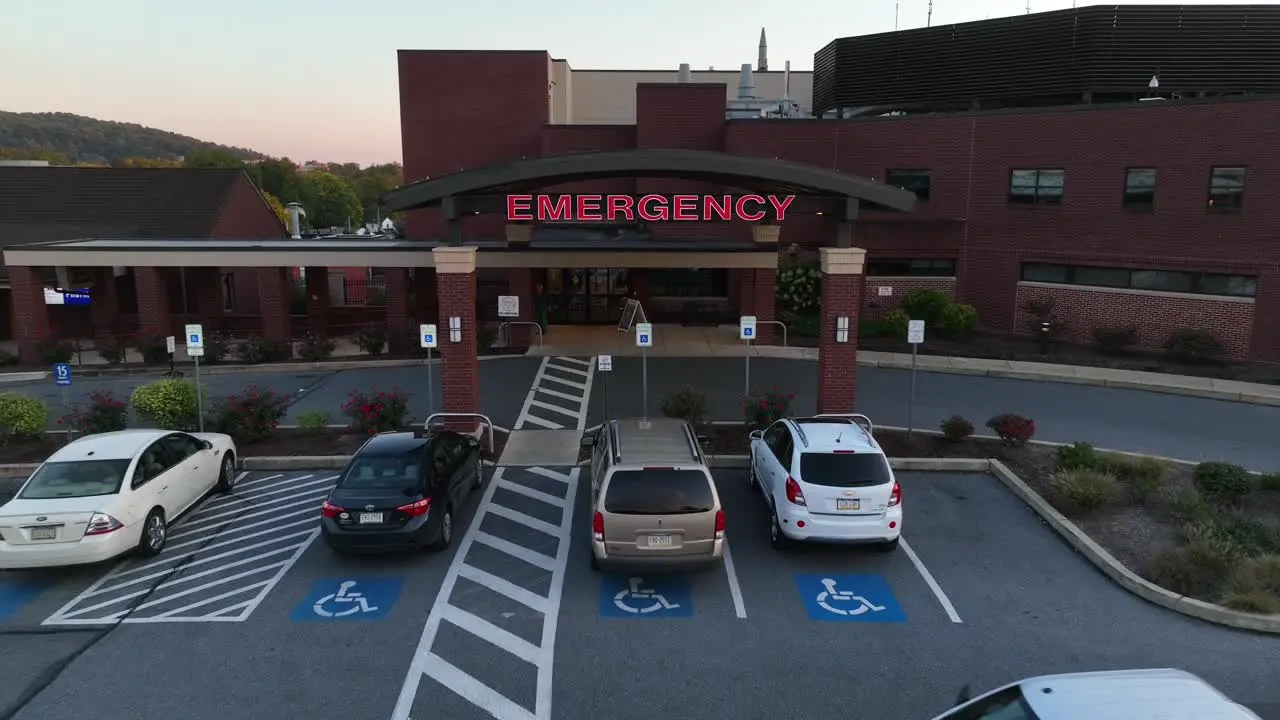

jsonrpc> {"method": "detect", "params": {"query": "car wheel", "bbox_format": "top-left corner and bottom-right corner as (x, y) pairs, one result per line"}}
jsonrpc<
(432, 505), (454, 550)
(215, 453), (237, 493)
(136, 509), (167, 557)
(876, 537), (900, 553)
(769, 508), (789, 550)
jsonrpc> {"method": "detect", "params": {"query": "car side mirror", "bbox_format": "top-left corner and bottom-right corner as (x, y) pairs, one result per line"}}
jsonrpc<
(201, 440), (213, 450)
(749, 430), (763, 441)
(580, 434), (596, 448)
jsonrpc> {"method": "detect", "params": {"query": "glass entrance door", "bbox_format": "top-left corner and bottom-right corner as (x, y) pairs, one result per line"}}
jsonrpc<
(544, 268), (629, 324)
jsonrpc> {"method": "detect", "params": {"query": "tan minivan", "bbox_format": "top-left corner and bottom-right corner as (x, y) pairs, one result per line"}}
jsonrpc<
(583, 418), (724, 571)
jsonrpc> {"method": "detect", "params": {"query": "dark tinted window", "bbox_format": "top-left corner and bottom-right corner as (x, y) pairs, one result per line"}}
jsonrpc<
(866, 258), (956, 277)
(1123, 168), (1156, 208)
(340, 454), (424, 490)
(799, 453), (892, 488)
(939, 686), (1040, 720)
(885, 169), (931, 200)
(604, 470), (714, 514)
(20, 460), (133, 499)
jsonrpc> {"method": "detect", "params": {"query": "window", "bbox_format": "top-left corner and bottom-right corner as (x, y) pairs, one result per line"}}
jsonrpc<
(1208, 166), (1246, 208)
(341, 455), (425, 490)
(1123, 168), (1156, 208)
(799, 453), (893, 488)
(649, 269), (728, 297)
(1008, 169), (1064, 205)
(937, 685), (1040, 720)
(221, 272), (236, 312)
(866, 259), (957, 277)
(18, 460), (132, 499)
(160, 434), (203, 463)
(1020, 263), (1257, 298)
(604, 470), (715, 514)
(885, 169), (931, 200)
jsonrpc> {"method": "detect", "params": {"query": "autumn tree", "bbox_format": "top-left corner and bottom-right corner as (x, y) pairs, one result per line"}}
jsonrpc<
(263, 192), (291, 228)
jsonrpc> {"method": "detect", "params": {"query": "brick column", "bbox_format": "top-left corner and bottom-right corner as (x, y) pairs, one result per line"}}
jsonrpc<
(750, 268), (778, 345)
(304, 267), (331, 337)
(505, 268), (535, 347)
(383, 268), (412, 351)
(10, 266), (51, 364)
(433, 247), (480, 422)
(90, 270), (118, 341)
(257, 267), (292, 342)
(817, 247), (866, 414)
(134, 266), (170, 338)
(191, 268), (223, 331)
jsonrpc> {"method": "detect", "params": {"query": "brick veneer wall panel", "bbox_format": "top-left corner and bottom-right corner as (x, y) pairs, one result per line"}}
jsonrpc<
(436, 272), (480, 417)
(90, 269), (119, 339)
(257, 268), (292, 342)
(383, 268), (412, 350)
(750, 268), (778, 344)
(636, 84), (729, 240)
(1013, 283), (1254, 359)
(817, 273), (863, 413)
(135, 267), (171, 337)
(861, 277), (957, 319)
(305, 267), (331, 337)
(541, 126), (636, 195)
(10, 266), (51, 363)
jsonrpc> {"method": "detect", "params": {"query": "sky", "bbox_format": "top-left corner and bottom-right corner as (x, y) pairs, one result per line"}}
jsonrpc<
(1, 0), (1267, 165)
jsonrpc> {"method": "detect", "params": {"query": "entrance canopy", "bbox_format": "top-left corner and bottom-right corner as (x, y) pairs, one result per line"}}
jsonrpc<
(382, 149), (918, 215)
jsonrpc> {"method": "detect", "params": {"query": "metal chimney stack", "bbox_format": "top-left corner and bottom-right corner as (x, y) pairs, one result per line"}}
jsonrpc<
(677, 63), (691, 83)
(737, 63), (756, 99)
(285, 202), (306, 240)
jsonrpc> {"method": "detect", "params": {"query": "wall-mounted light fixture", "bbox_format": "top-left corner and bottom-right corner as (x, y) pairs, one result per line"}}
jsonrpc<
(836, 316), (850, 344)
(449, 316), (462, 343)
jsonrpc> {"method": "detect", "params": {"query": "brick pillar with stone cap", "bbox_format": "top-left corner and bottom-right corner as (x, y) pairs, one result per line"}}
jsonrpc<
(10, 266), (51, 364)
(817, 247), (866, 414)
(433, 247), (480, 431)
(750, 224), (780, 345)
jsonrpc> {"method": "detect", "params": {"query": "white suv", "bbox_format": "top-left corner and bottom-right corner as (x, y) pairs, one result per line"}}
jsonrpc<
(748, 414), (901, 551)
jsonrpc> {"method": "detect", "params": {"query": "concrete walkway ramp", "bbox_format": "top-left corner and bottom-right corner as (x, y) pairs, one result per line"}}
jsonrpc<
(498, 429), (583, 466)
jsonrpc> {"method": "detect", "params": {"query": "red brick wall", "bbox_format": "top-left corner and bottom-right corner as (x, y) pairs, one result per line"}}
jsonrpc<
(436, 271), (480, 415)
(636, 84), (731, 240)
(1014, 282), (1255, 359)
(542, 126), (635, 195)
(817, 273), (863, 413)
(861, 277), (957, 319)
(10, 267), (50, 363)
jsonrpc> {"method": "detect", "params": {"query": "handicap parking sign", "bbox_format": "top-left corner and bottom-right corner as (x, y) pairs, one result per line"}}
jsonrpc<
(291, 577), (404, 621)
(794, 574), (906, 622)
(52, 362), (72, 387)
(599, 575), (692, 618)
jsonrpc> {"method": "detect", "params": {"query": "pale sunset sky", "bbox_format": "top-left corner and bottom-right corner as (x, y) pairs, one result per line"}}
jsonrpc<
(1, 0), (1266, 165)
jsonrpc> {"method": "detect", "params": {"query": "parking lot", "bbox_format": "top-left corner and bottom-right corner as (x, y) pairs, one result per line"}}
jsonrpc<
(2, 466), (1278, 720)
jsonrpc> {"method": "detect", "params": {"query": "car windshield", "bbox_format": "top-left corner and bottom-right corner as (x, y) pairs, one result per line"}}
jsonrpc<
(799, 452), (893, 487)
(939, 686), (1041, 720)
(339, 455), (424, 490)
(18, 459), (132, 499)
(604, 469), (714, 514)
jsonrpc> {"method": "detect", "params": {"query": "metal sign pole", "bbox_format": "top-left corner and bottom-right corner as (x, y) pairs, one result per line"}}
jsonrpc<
(744, 338), (752, 397)
(426, 347), (434, 416)
(195, 355), (205, 432)
(907, 344), (917, 441)
(642, 347), (648, 420)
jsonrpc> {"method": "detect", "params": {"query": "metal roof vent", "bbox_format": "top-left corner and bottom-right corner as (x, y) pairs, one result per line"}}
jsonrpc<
(677, 63), (691, 83)
(285, 202), (306, 239)
(737, 63), (756, 99)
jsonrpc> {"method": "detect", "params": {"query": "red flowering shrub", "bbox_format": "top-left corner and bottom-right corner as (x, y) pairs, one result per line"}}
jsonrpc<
(986, 413), (1036, 446)
(342, 387), (410, 435)
(207, 386), (289, 444)
(743, 389), (794, 429)
(60, 390), (129, 435)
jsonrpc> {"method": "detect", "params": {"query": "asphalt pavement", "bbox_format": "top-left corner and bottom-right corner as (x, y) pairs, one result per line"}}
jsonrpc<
(1, 468), (1277, 720)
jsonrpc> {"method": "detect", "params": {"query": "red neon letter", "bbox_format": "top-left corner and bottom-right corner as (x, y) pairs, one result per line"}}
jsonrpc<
(607, 195), (635, 221)
(703, 195), (732, 221)
(734, 194), (766, 222)
(537, 195), (571, 222)
(637, 194), (669, 221)
(577, 194), (603, 221)
(507, 194), (533, 221)
(672, 194), (699, 221)
(769, 194), (795, 221)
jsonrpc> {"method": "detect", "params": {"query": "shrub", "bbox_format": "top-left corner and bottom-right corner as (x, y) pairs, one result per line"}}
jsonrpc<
(882, 309), (910, 339)
(355, 326), (388, 356)
(1258, 472), (1280, 492)
(1169, 489), (1218, 523)
(0, 393), (49, 442)
(1097, 452), (1167, 501)
(1147, 540), (1235, 598)
(777, 262), (822, 315)
(742, 389), (794, 430)
(36, 338), (75, 364)
(60, 390), (128, 435)
(342, 387), (411, 435)
(1055, 442), (1099, 471)
(1047, 469), (1122, 514)
(1184, 512), (1280, 559)
(297, 333), (336, 362)
(899, 288), (951, 325)
(1192, 462), (1254, 505)
(130, 379), (200, 431)
(0, 350), (18, 367)
(206, 386), (289, 444)
(856, 318), (894, 339)
(1221, 555), (1280, 613)
(661, 387), (709, 426)
(202, 333), (232, 364)
(136, 334), (171, 365)
(939, 415), (974, 442)
(296, 410), (331, 434)
(1092, 326), (1139, 355)
(235, 337), (292, 364)
(1164, 328), (1224, 364)
(985, 413), (1035, 446)
(1021, 296), (1066, 336)
(937, 303), (978, 339)
(96, 338), (127, 365)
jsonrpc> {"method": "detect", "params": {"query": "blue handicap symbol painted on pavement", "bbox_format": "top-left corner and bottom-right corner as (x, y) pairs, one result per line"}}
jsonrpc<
(291, 577), (403, 621)
(0, 578), (49, 621)
(794, 574), (905, 622)
(599, 575), (692, 618)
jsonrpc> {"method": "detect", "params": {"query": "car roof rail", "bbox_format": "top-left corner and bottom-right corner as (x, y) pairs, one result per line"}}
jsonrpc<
(800, 413), (875, 436)
(788, 419), (811, 448)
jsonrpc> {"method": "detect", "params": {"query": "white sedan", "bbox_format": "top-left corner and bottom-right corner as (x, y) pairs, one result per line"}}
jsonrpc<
(0, 429), (238, 570)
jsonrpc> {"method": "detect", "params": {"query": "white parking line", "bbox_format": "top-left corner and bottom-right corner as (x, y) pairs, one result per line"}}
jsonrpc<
(722, 539), (748, 619)
(901, 537), (963, 624)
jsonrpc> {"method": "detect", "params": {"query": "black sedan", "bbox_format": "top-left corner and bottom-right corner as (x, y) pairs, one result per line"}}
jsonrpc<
(320, 429), (483, 553)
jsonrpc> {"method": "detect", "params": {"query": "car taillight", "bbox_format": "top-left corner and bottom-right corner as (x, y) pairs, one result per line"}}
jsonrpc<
(714, 509), (725, 539)
(785, 476), (806, 506)
(888, 481), (902, 507)
(321, 500), (344, 518)
(398, 498), (432, 516)
(84, 513), (123, 536)
(592, 511), (604, 541)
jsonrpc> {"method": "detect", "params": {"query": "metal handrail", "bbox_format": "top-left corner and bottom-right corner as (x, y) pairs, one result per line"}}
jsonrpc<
(756, 320), (788, 347)
(425, 412), (495, 457)
(497, 321), (544, 348)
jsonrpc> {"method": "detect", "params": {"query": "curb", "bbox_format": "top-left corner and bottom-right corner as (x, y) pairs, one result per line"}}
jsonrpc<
(986, 458), (1280, 634)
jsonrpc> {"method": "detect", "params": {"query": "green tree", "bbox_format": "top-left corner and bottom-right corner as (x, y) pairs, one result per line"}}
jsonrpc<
(263, 192), (290, 228)
(182, 148), (245, 168)
(0, 147), (71, 164)
(112, 156), (181, 168)
(257, 158), (302, 203)
(298, 171), (362, 229)
(353, 163), (402, 220)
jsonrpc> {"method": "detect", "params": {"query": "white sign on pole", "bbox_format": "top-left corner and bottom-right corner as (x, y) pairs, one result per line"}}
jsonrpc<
(597, 354), (613, 372)
(419, 323), (438, 349)
(497, 295), (520, 318)
(635, 323), (653, 348)
(878, 286), (893, 297)
(185, 323), (204, 349)
(739, 315), (757, 341)
(187, 347), (205, 357)
(907, 319), (926, 345)
(165, 336), (176, 354)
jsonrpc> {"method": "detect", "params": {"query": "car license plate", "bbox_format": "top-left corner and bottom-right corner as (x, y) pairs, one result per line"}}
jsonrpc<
(836, 498), (860, 511)
(358, 512), (383, 524)
(30, 526), (57, 540)
(647, 535), (673, 547)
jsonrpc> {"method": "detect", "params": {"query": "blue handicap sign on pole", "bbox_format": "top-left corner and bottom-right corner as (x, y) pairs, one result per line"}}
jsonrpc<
(189, 333), (200, 344)
(743, 327), (753, 337)
(424, 332), (433, 344)
(794, 574), (906, 622)
(639, 333), (649, 343)
(0, 579), (49, 621)
(291, 577), (404, 621)
(599, 575), (692, 618)
(52, 362), (72, 387)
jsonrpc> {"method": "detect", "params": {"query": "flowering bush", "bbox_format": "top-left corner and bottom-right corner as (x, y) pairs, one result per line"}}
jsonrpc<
(777, 260), (822, 315)
(985, 413), (1036, 446)
(206, 386), (290, 444)
(743, 389), (794, 429)
(342, 387), (410, 435)
(60, 390), (128, 435)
